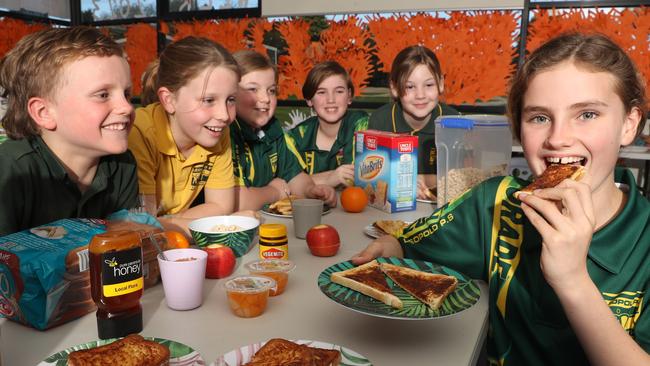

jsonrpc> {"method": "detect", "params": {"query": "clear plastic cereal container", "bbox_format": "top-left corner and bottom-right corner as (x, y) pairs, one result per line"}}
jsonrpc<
(435, 115), (512, 206)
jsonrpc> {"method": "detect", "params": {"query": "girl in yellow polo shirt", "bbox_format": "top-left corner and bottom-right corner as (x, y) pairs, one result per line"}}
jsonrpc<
(128, 37), (239, 233)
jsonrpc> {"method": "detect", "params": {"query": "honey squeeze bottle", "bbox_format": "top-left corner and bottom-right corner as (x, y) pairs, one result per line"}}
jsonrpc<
(89, 231), (144, 339)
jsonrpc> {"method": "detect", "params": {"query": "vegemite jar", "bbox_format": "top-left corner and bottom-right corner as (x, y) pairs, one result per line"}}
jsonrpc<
(89, 230), (144, 339)
(258, 224), (288, 260)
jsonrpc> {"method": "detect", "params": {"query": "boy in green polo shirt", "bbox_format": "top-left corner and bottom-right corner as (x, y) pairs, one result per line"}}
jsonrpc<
(289, 61), (368, 188)
(353, 33), (650, 365)
(369, 45), (459, 201)
(0, 27), (138, 236)
(230, 51), (336, 210)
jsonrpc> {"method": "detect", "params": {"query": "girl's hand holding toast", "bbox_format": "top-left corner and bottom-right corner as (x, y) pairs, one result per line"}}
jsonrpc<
(518, 179), (596, 293)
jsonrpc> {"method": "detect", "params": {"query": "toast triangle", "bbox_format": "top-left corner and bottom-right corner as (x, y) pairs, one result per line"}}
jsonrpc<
(330, 260), (403, 309)
(379, 262), (457, 310)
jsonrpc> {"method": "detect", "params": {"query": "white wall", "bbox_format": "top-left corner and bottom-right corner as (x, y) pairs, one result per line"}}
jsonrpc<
(262, 0), (524, 17)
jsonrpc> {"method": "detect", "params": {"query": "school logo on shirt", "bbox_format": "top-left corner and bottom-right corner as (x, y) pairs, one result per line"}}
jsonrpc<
(336, 148), (344, 166)
(190, 161), (214, 188)
(429, 147), (436, 167)
(304, 152), (315, 174)
(602, 291), (644, 335)
(269, 153), (278, 175)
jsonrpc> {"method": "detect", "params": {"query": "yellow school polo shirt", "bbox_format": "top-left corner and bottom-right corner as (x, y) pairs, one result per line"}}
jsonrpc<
(129, 103), (234, 215)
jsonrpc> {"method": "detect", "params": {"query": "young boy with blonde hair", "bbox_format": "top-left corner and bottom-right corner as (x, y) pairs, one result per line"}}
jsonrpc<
(0, 27), (138, 235)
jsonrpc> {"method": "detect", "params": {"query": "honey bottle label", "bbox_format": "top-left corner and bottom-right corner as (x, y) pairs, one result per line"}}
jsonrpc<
(101, 247), (143, 297)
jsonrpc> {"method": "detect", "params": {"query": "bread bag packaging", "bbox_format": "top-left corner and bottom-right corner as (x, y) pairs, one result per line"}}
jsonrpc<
(354, 130), (418, 213)
(0, 218), (164, 330)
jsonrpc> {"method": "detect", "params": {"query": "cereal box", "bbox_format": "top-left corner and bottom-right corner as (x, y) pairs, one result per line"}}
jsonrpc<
(354, 130), (418, 213)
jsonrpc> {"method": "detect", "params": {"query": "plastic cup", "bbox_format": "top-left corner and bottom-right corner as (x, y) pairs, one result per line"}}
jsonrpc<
(157, 248), (207, 311)
(244, 259), (296, 296)
(291, 199), (323, 239)
(224, 275), (276, 318)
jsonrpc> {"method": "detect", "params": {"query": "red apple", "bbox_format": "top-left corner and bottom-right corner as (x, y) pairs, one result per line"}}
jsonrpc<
(305, 225), (340, 257)
(205, 244), (236, 279)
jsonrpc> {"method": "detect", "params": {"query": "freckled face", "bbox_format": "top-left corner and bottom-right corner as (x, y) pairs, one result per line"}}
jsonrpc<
(236, 68), (277, 129)
(47, 55), (134, 158)
(393, 64), (442, 125)
(520, 61), (639, 194)
(167, 66), (239, 149)
(307, 74), (352, 125)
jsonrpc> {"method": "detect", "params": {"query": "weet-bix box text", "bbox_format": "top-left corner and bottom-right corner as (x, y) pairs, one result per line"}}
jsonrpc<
(354, 130), (417, 213)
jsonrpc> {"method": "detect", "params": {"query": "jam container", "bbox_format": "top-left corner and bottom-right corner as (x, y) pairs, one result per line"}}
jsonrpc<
(258, 224), (288, 260)
(224, 275), (276, 318)
(244, 259), (296, 296)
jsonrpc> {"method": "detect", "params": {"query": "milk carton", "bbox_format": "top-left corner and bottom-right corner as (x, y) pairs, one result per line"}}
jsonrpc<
(354, 130), (418, 213)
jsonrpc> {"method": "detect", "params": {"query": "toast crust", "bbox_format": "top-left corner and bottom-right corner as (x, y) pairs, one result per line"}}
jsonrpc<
(516, 164), (585, 197)
(373, 220), (409, 237)
(379, 263), (458, 310)
(330, 260), (403, 309)
(244, 338), (341, 366)
(67, 334), (170, 366)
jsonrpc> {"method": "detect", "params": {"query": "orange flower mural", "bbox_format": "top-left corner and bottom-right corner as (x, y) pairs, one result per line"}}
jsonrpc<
(275, 16), (374, 99)
(0, 18), (48, 58)
(275, 19), (313, 99)
(317, 16), (374, 96)
(527, 7), (650, 102)
(0, 7), (634, 105)
(166, 19), (250, 52)
(247, 19), (273, 55)
(125, 23), (157, 95)
(367, 11), (519, 104)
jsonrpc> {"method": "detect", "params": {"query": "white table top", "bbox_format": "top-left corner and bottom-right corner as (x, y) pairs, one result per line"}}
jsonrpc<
(0, 202), (489, 366)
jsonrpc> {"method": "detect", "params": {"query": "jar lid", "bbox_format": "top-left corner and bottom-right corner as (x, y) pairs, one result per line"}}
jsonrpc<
(245, 259), (296, 273)
(224, 275), (276, 293)
(259, 223), (287, 238)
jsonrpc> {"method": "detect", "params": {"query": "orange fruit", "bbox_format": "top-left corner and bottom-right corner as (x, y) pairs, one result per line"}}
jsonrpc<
(164, 231), (190, 249)
(340, 186), (368, 213)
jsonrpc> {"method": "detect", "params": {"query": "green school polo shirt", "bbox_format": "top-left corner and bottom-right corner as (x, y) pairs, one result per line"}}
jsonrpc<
(288, 111), (369, 174)
(230, 117), (306, 187)
(0, 136), (139, 236)
(399, 168), (650, 365)
(368, 102), (460, 174)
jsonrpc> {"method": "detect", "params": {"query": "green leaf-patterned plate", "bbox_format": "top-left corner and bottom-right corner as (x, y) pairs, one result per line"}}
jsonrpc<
(38, 337), (205, 365)
(318, 257), (480, 320)
(211, 339), (372, 366)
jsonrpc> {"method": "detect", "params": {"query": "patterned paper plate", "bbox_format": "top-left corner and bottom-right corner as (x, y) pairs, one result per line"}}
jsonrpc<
(38, 337), (205, 365)
(363, 221), (412, 239)
(260, 205), (332, 218)
(211, 339), (372, 366)
(318, 257), (480, 320)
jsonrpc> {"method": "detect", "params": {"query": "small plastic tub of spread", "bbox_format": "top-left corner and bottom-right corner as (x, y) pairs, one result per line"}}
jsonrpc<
(244, 259), (296, 296)
(224, 275), (276, 318)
